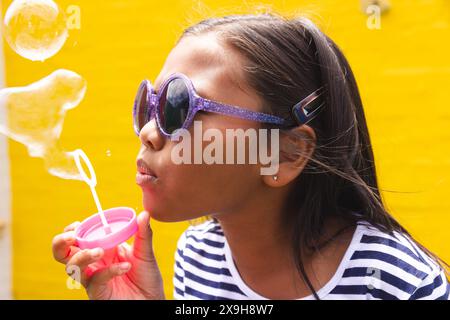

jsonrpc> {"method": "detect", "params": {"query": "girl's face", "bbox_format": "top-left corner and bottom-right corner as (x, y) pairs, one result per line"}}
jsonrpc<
(136, 33), (270, 222)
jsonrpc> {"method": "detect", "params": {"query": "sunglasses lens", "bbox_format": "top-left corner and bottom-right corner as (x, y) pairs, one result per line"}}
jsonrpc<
(133, 82), (149, 134)
(159, 78), (190, 134)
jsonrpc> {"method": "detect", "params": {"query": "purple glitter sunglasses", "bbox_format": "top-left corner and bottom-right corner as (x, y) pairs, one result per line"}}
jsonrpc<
(133, 72), (325, 137)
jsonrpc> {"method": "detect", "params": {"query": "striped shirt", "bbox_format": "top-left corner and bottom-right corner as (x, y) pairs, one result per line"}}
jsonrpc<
(173, 219), (450, 300)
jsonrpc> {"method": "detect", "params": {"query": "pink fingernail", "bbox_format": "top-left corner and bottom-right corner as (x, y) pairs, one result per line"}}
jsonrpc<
(91, 248), (103, 258)
(64, 234), (75, 242)
(119, 262), (131, 272)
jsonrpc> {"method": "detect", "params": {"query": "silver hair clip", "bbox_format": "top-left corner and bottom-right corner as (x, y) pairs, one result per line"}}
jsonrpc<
(291, 87), (325, 125)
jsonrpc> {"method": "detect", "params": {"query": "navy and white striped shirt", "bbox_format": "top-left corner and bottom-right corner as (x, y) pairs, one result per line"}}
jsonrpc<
(173, 219), (449, 300)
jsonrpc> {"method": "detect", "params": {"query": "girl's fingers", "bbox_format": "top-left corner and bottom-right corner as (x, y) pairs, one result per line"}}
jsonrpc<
(120, 242), (132, 251)
(87, 262), (131, 288)
(64, 221), (81, 232)
(53, 221), (81, 264)
(52, 231), (78, 264)
(65, 248), (104, 285)
(133, 211), (156, 263)
(116, 243), (131, 262)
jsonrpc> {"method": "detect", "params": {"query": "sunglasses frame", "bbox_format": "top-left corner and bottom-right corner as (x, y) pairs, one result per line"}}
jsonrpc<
(133, 72), (324, 138)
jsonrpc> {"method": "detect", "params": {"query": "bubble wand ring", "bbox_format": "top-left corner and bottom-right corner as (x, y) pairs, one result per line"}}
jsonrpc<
(73, 149), (111, 233)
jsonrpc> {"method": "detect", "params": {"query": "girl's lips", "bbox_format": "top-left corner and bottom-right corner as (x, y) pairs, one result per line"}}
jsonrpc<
(136, 158), (158, 186)
(136, 172), (157, 186)
(136, 158), (157, 176)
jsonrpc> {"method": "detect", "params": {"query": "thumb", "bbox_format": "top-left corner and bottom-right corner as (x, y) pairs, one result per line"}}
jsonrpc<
(133, 211), (156, 263)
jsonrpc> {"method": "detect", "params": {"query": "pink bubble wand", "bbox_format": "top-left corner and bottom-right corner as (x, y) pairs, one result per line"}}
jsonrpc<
(72, 149), (138, 250)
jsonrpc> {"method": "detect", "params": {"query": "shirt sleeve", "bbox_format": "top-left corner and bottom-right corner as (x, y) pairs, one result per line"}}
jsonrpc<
(173, 229), (188, 300)
(409, 268), (450, 300)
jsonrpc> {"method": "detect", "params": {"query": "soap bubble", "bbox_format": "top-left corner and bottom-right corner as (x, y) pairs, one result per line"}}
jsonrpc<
(0, 69), (87, 180)
(3, 0), (68, 61)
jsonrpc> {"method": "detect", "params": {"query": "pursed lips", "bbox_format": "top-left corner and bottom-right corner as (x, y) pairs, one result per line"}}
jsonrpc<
(136, 158), (158, 185)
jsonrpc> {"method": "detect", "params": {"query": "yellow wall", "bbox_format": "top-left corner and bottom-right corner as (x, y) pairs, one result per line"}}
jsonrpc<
(1, 0), (449, 299)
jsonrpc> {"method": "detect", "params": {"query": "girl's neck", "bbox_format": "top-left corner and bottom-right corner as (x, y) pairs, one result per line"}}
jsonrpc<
(213, 190), (356, 299)
(214, 187), (294, 278)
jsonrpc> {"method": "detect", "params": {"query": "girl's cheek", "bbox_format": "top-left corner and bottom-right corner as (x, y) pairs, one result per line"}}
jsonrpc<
(151, 117), (261, 212)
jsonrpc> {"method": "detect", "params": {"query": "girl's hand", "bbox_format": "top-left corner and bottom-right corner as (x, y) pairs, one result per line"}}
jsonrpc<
(52, 211), (165, 300)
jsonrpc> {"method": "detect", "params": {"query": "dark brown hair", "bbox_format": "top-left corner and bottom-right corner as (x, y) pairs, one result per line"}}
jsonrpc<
(180, 12), (448, 299)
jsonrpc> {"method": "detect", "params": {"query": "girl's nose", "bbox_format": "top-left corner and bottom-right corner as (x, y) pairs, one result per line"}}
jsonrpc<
(139, 118), (164, 151)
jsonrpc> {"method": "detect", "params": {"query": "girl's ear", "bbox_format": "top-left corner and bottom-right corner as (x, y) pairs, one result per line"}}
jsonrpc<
(262, 124), (316, 188)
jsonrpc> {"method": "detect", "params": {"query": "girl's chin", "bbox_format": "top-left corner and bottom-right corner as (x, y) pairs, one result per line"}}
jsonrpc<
(142, 199), (204, 223)
(142, 193), (179, 222)
(145, 208), (185, 222)
(148, 211), (176, 222)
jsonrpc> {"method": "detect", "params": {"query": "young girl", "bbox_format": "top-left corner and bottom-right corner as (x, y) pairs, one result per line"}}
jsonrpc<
(52, 13), (449, 300)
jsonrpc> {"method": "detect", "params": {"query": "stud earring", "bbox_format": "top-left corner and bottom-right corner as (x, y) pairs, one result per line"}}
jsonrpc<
(273, 175), (278, 181)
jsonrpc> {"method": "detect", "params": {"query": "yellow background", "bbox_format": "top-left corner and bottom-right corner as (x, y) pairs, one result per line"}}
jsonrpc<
(1, 0), (449, 299)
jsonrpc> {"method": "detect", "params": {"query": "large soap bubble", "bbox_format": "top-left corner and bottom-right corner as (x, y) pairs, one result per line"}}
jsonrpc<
(0, 69), (87, 180)
(3, 0), (68, 61)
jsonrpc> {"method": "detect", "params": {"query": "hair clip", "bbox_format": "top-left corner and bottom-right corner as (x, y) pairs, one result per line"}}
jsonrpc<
(291, 87), (325, 125)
